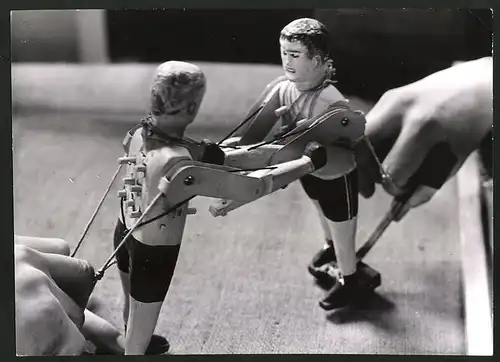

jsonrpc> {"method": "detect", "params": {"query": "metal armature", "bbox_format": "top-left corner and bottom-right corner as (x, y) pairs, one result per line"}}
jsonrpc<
(161, 151), (320, 216)
(94, 141), (324, 283)
(84, 102), (394, 286)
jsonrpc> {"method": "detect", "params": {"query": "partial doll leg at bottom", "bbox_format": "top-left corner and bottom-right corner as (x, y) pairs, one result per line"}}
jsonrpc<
(114, 219), (173, 355)
(301, 170), (368, 310)
(307, 201), (337, 278)
(318, 172), (368, 310)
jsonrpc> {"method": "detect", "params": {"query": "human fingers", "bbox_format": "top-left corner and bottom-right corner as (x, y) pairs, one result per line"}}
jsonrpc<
(391, 185), (438, 222)
(357, 89), (409, 197)
(81, 309), (125, 354)
(15, 246), (88, 352)
(40, 252), (95, 310)
(387, 142), (459, 221)
(15, 235), (71, 256)
(15, 246), (91, 328)
(381, 116), (443, 195)
(15, 292), (87, 355)
(364, 88), (408, 150)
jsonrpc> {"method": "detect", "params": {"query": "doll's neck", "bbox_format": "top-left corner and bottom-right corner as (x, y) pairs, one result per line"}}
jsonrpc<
(150, 115), (188, 139)
(294, 71), (327, 92)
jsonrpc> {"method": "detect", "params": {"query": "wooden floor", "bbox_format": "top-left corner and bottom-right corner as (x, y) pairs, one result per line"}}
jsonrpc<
(13, 111), (465, 354)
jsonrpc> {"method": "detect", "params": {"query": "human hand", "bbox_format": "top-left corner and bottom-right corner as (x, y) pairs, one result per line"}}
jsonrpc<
(356, 57), (492, 218)
(15, 244), (95, 355)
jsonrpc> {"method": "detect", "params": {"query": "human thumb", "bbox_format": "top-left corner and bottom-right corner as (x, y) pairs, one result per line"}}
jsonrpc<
(43, 253), (96, 309)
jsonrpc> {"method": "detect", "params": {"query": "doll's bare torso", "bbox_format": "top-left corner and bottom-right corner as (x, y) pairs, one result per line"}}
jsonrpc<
(120, 128), (192, 247)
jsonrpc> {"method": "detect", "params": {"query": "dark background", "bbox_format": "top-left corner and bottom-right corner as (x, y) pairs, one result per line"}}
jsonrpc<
(107, 9), (492, 100)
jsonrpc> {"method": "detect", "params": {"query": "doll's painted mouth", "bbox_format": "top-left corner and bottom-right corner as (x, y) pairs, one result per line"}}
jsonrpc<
(285, 67), (296, 73)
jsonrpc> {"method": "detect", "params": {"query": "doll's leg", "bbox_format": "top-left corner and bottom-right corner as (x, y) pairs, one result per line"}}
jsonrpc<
(300, 176), (337, 279)
(112, 218), (131, 328)
(312, 200), (333, 243)
(314, 169), (367, 310)
(125, 234), (180, 355)
(112, 218), (171, 355)
(320, 169), (358, 277)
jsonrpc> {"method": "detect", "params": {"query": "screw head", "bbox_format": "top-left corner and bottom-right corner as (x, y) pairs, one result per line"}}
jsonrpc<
(341, 117), (349, 126)
(184, 175), (195, 186)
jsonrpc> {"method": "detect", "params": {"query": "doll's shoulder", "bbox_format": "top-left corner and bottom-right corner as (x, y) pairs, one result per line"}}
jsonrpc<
(309, 83), (346, 117)
(318, 83), (345, 105)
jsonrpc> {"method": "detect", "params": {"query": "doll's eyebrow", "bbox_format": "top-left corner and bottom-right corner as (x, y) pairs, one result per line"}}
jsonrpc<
(281, 48), (301, 54)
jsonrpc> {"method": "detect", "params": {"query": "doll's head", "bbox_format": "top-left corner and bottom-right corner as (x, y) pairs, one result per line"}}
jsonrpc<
(279, 18), (335, 88)
(149, 61), (206, 135)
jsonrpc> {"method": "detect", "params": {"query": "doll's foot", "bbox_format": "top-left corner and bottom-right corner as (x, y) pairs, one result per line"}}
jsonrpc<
(120, 325), (170, 355)
(318, 272), (366, 310)
(145, 334), (170, 355)
(94, 334), (169, 355)
(308, 240), (337, 280)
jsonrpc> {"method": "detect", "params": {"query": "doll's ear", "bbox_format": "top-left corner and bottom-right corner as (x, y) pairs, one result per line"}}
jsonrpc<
(312, 55), (322, 69)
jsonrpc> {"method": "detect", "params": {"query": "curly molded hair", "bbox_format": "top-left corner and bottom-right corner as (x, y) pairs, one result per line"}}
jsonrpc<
(280, 18), (331, 61)
(150, 61), (206, 117)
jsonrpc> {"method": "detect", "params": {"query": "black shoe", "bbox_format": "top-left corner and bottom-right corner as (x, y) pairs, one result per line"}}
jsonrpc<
(101, 324), (171, 355)
(145, 334), (170, 355)
(319, 272), (365, 310)
(94, 335), (169, 355)
(308, 241), (337, 280)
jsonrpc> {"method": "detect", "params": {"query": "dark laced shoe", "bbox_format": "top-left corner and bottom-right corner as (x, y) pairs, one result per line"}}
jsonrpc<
(318, 272), (366, 310)
(308, 240), (337, 280)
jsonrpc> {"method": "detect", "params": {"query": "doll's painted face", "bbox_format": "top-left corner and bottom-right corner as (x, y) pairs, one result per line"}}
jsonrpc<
(279, 38), (320, 83)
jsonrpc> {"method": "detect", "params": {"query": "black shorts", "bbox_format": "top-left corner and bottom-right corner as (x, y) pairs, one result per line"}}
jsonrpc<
(113, 218), (180, 303)
(300, 168), (358, 222)
(113, 218), (131, 273)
